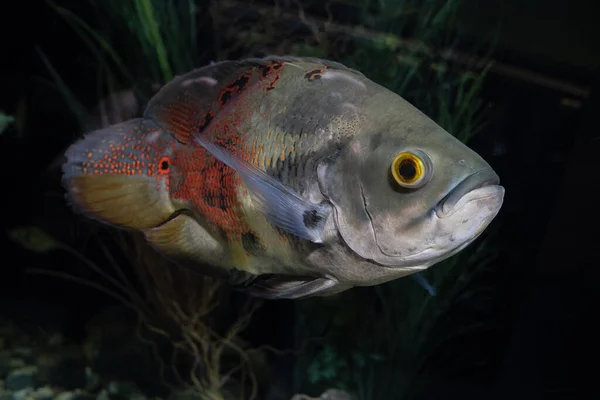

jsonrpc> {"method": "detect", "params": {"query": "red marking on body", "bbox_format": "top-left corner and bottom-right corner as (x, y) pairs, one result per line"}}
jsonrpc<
(198, 110), (214, 133)
(259, 60), (286, 93)
(172, 131), (251, 237)
(219, 71), (252, 107)
(158, 95), (198, 144)
(83, 60), (295, 251)
(167, 73), (269, 245)
(304, 68), (323, 81)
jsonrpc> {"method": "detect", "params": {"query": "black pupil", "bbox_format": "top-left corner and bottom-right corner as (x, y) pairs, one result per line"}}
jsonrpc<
(399, 160), (417, 180)
(160, 160), (169, 170)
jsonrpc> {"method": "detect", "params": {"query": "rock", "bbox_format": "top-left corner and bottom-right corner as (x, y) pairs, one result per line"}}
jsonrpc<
(84, 367), (101, 392)
(47, 333), (64, 348)
(5, 366), (38, 391)
(106, 380), (146, 400)
(8, 359), (26, 371)
(321, 389), (354, 400)
(36, 346), (86, 388)
(95, 389), (109, 400)
(30, 386), (54, 400)
(55, 389), (95, 400)
(108, 380), (149, 400)
(0, 351), (10, 376)
(83, 307), (165, 397)
(0, 389), (12, 400)
(75, 391), (96, 400)
(12, 388), (33, 400)
(0, 322), (18, 345)
(11, 348), (33, 363)
(291, 389), (355, 400)
(55, 391), (75, 400)
(34, 353), (59, 384)
(31, 386), (54, 400)
(0, 354), (25, 377)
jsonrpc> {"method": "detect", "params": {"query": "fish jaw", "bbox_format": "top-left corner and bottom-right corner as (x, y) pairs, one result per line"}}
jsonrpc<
(366, 170), (505, 268)
(318, 128), (506, 273)
(305, 177), (504, 287)
(435, 168), (502, 218)
(410, 181), (505, 264)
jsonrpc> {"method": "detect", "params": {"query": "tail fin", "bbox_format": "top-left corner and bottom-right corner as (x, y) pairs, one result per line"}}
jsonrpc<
(62, 118), (177, 231)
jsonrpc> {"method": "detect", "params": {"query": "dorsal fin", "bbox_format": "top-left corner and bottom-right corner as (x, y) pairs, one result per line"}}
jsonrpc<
(143, 56), (364, 144)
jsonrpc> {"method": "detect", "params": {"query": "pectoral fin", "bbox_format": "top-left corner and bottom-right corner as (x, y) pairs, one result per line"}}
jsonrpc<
(238, 275), (344, 300)
(195, 136), (331, 243)
(143, 213), (258, 284)
(144, 213), (226, 276)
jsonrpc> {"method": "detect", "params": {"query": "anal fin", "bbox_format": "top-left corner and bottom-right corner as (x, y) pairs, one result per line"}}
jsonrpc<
(238, 275), (345, 300)
(144, 213), (234, 280)
(144, 214), (346, 299)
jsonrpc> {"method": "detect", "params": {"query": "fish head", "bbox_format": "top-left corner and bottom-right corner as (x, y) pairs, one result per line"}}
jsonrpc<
(318, 93), (505, 271)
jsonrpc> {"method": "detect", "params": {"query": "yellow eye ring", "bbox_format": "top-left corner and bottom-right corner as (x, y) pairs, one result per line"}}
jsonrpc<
(391, 151), (431, 188)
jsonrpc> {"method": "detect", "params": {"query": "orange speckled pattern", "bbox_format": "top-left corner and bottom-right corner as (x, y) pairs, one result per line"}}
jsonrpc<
(64, 118), (172, 189)
(153, 60), (289, 249)
(64, 58), (296, 261)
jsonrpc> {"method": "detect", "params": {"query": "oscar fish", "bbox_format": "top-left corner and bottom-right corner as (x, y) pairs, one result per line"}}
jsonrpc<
(61, 56), (505, 299)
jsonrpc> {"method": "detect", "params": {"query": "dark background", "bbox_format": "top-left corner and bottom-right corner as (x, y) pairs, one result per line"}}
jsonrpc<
(1, 0), (599, 398)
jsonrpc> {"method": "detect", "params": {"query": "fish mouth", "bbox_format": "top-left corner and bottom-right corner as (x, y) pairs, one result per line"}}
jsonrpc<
(435, 168), (502, 218)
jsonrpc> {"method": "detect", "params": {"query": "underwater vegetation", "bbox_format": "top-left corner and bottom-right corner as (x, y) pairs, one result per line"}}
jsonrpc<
(6, 0), (506, 399)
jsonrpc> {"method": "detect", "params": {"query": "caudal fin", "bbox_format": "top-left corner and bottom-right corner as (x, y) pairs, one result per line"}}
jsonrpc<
(62, 118), (177, 231)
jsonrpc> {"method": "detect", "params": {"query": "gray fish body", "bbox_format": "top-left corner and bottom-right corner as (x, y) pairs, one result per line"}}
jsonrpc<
(226, 59), (501, 291)
(62, 56), (504, 299)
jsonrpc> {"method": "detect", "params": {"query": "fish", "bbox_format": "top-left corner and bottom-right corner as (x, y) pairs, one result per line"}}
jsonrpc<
(61, 56), (505, 300)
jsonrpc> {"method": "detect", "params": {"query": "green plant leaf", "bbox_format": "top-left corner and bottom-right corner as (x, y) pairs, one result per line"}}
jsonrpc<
(8, 226), (62, 253)
(0, 112), (15, 135)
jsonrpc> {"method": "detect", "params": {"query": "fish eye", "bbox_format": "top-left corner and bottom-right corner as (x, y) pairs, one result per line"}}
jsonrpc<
(390, 150), (432, 189)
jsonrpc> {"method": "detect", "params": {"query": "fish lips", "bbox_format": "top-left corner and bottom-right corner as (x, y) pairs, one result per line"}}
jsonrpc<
(435, 168), (504, 219)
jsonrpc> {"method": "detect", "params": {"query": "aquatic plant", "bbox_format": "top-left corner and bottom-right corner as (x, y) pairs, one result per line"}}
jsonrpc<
(0, 111), (15, 135)
(17, 0), (503, 399)
(17, 1), (265, 399)
(205, 0), (503, 398)
(9, 225), (264, 400)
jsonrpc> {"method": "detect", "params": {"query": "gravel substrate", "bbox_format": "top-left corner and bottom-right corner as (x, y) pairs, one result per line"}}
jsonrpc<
(0, 318), (154, 400)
